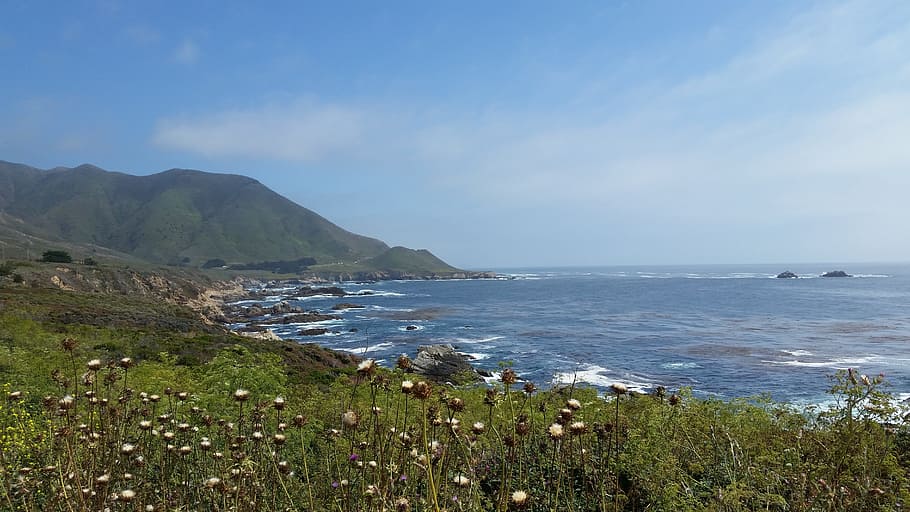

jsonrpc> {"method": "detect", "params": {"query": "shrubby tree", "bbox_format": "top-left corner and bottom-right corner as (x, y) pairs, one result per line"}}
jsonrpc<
(41, 250), (72, 263)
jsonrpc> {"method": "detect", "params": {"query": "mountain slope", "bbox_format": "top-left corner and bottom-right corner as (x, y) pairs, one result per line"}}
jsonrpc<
(0, 160), (400, 268)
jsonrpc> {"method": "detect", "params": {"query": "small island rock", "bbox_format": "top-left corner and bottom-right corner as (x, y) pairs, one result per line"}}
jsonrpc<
(776, 271), (799, 279)
(410, 344), (483, 383)
(821, 270), (851, 278)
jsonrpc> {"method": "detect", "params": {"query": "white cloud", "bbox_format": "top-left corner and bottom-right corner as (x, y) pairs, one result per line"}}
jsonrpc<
(154, 100), (368, 161)
(174, 39), (200, 64)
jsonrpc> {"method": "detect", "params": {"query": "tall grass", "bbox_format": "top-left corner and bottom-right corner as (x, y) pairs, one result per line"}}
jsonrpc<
(2, 340), (910, 511)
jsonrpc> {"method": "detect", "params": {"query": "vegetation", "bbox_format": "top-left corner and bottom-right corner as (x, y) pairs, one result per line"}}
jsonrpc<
(40, 250), (72, 264)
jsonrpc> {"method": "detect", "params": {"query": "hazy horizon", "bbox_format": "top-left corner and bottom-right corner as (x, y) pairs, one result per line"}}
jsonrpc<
(2, 1), (908, 268)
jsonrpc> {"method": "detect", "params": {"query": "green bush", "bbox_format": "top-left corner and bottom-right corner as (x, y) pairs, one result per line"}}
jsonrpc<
(40, 250), (72, 263)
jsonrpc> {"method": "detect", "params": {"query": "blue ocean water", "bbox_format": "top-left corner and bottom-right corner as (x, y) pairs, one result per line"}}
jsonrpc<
(235, 263), (910, 403)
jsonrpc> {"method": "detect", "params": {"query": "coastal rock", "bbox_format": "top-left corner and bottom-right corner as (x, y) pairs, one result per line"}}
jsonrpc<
(297, 286), (347, 298)
(410, 344), (483, 383)
(405, 325), (419, 331)
(271, 300), (303, 314)
(821, 270), (851, 278)
(332, 303), (365, 310)
(776, 271), (799, 279)
(298, 328), (329, 336)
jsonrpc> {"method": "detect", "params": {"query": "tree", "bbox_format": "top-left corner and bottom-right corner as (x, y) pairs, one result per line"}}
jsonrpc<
(41, 250), (72, 263)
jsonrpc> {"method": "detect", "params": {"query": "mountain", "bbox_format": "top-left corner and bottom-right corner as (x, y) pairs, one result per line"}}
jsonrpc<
(0, 160), (464, 276)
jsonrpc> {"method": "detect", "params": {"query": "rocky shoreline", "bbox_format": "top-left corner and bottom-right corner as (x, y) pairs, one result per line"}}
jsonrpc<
(208, 278), (491, 382)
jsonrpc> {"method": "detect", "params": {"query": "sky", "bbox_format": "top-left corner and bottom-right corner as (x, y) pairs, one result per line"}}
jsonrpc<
(2, 0), (909, 269)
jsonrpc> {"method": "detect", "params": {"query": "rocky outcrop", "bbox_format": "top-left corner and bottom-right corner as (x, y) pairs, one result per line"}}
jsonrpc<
(822, 270), (851, 277)
(299, 328), (329, 336)
(410, 344), (483, 383)
(776, 271), (799, 279)
(332, 303), (365, 310)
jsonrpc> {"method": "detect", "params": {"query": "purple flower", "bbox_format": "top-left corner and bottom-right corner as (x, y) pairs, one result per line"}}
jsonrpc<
(332, 481), (339, 488)
(349, 453), (359, 461)
(399, 474), (407, 481)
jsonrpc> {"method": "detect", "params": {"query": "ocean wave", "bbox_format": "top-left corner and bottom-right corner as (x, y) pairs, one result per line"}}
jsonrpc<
(338, 342), (396, 354)
(451, 335), (504, 345)
(351, 290), (408, 297)
(763, 355), (878, 368)
(660, 362), (701, 370)
(462, 352), (489, 361)
(552, 365), (653, 393)
(781, 349), (813, 357)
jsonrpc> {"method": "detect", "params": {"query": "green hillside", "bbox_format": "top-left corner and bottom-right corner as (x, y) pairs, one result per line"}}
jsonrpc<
(0, 160), (412, 269)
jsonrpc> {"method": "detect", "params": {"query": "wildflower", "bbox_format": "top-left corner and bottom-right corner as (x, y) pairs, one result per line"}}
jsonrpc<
(357, 359), (376, 375)
(511, 489), (529, 506)
(401, 380), (414, 394)
(349, 453), (360, 462)
(516, 421), (531, 437)
(341, 410), (359, 429)
(668, 394), (681, 406)
(87, 359), (102, 371)
(233, 389), (250, 402)
(395, 497), (411, 512)
(372, 405), (382, 415)
(547, 423), (565, 440)
(59, 395), (75, 410)
(176, 391), (188, 401)
(149, 394), (161, 403)
(559, 408), (574, 421)
(119, 489), (136, 502)
(861, 374), (872, 386)
(7, 391), (22, 401)
(200, 439), (212, 450)
(61, 337), (78, 352)
(569, 421), (588, 435)
(472, 421), (486, 434)
(413, 381), (431, 400)
(397, 354), (412, 370)
(205, 477), (221, 489)
(447, 397), (465, 412)
(566, 398), (581, 410)
(501, 368), (518, 385)
(523, 381), (537, 394)
(277, 460), (291, 474)
(252, 431), (264, 440)
(138, 420), (152, 430)
(273, 396), (286, 410)
(178, 423), (191, 432)
(453, 475), (471, 487)
(273, 434), (286, 445)
(368, 460), (378, 468)
(121, 443), (136, 455)
(293, 414), (307, 427)
(610, 382), (628, 395)
(95, 474), (111, 484)
(119, 358), (133, 369)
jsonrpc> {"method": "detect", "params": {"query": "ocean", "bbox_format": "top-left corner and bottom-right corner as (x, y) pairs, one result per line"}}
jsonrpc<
(231, 263), (910, 404)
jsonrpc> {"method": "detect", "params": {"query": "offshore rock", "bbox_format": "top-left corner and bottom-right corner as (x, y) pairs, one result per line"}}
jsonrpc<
(776, 271), (799, 279)
(410, 344), (482, 383)
(822, 270), (851, 277)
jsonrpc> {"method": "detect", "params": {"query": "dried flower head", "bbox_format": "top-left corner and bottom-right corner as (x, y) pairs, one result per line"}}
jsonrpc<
(61, 337), (78, 352)
(233, 389), (250, 402)
(501, 368), (517, 385)
(341, 410), (359, 429)
(357, 359), (376, 375)
(472, 421), (486, 434)
(121, 443), (136, 455)
(205, 477), (222, 489)
(569, 421), (588, 435)
(453, 475), (471, 487)
(395, 497), (411, 512)
(566, 398), (582, 410)
(511, 489), (529, 506)
(87, 359), (103, 371)
(447, 397), (465, 412)
(523, 381), (537, 394)
(397, 354), (412, 370)
(7, 391), (22, 401)
(669, 394), (681, 406)
(413, 381), (431, 400)
(547, 423), (565, 440)
(610, 382), (628, 395)
(273, 396), (286, 410)
(119, 357), (133, 369)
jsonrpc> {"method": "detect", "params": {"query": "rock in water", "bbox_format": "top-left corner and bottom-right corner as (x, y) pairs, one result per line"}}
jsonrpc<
(410, 344), (482, 383)
(821, 270), (851, 277)
(776, 271), (799, 279)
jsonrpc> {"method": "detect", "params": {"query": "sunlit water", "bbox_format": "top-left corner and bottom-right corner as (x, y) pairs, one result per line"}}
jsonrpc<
(230, 263), (910, 403)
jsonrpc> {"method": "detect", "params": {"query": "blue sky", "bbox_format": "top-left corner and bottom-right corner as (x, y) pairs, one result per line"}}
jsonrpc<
(2, 1), (909, 268)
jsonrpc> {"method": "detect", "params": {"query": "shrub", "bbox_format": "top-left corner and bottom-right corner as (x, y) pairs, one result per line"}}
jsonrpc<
(40, 250), (72, 263)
